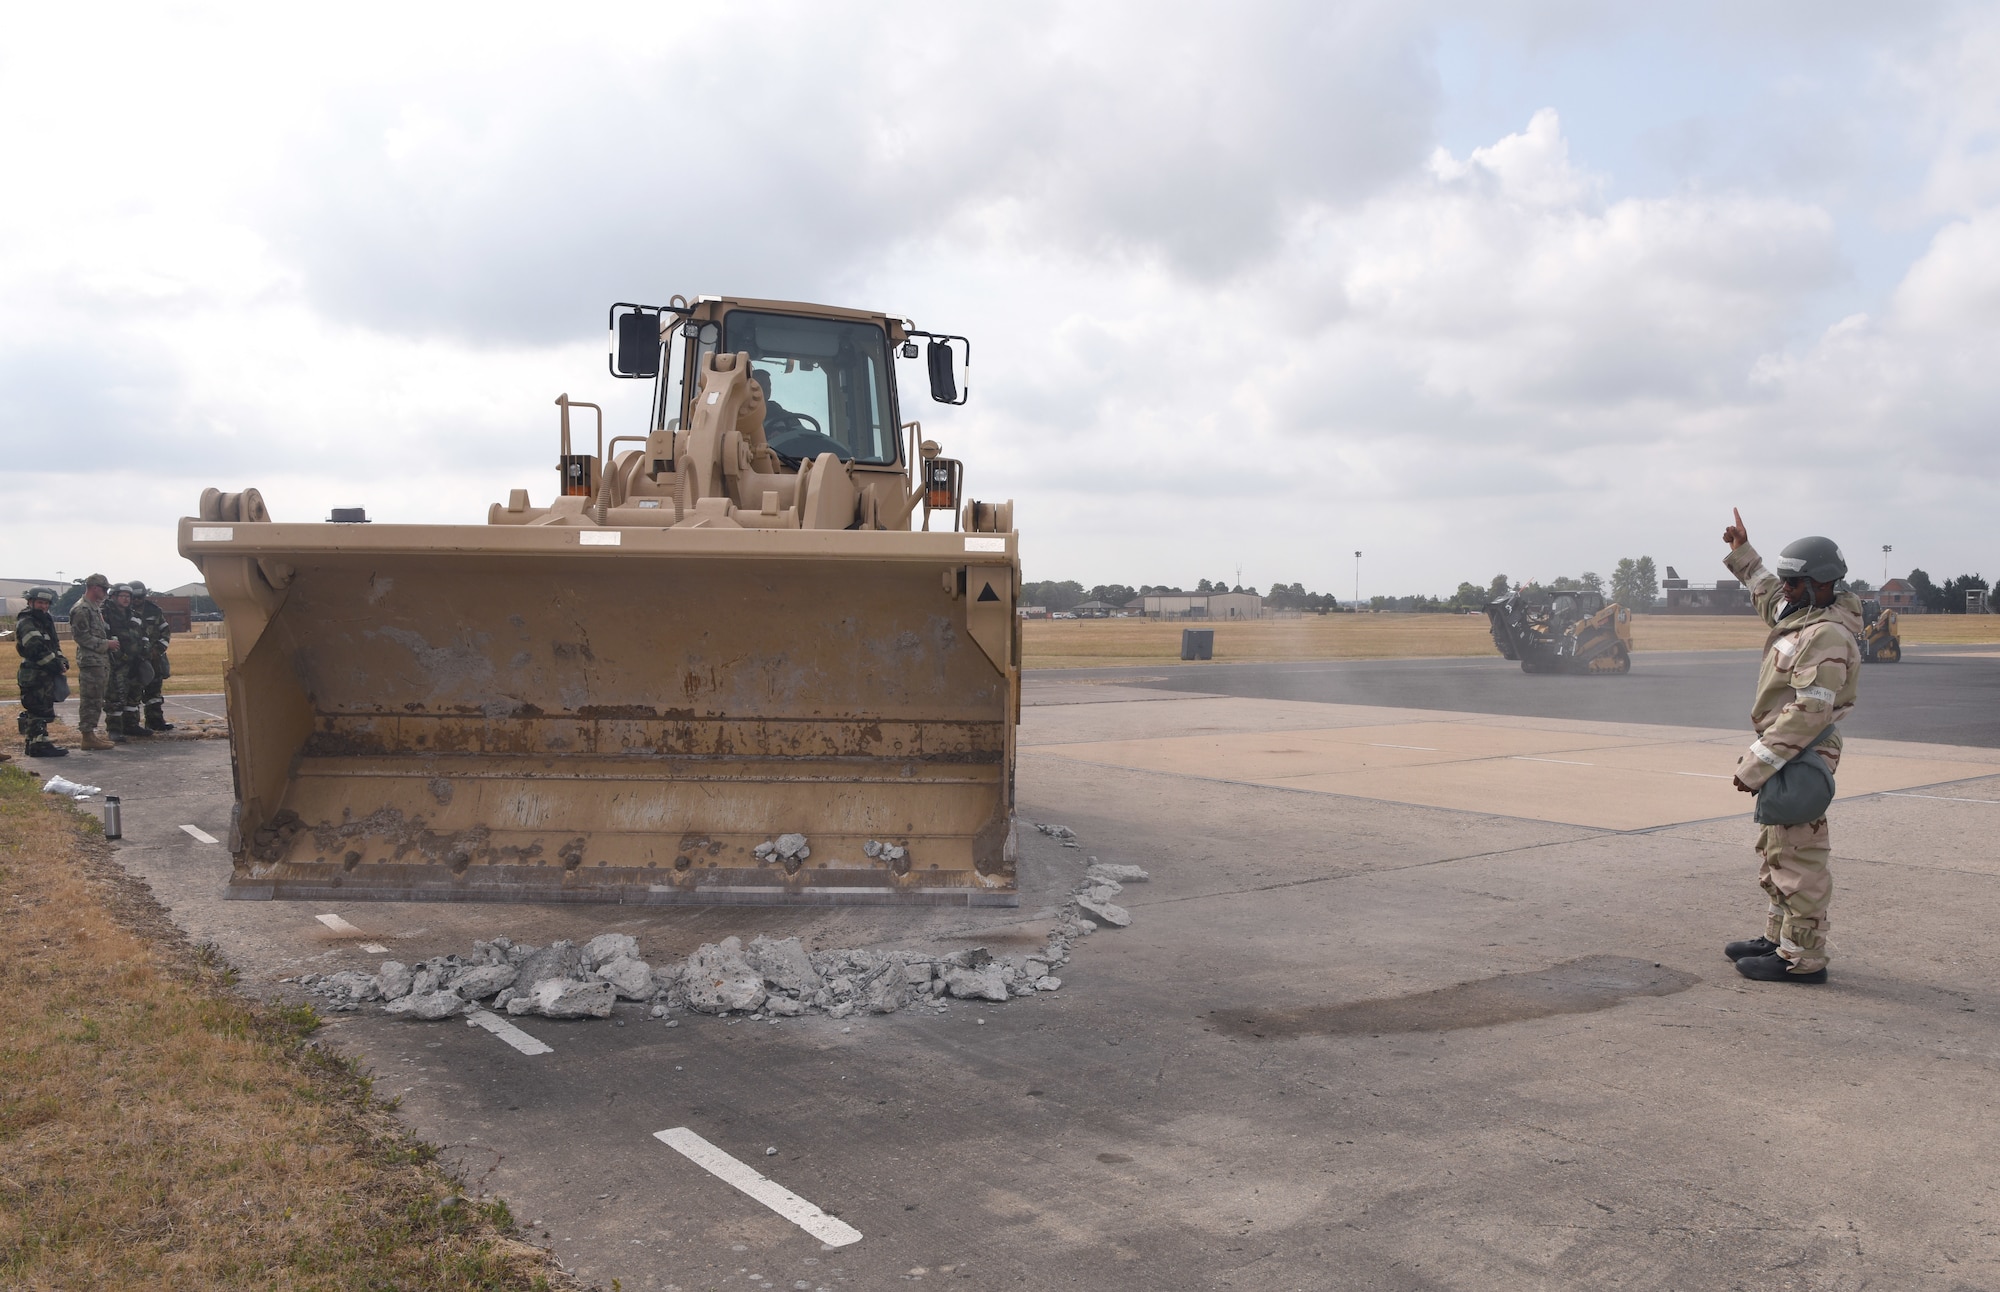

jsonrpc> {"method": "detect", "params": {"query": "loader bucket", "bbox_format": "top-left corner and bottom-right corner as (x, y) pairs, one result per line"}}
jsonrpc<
(180, 516), (1021, 907)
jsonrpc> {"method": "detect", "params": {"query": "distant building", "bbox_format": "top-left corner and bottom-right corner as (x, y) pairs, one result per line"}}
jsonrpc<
(1070, 600), (1120, 619)
(1017, 605), (1049, 619)
(1879, 578), (1919, 613)
(1140, 592), (1263, 620)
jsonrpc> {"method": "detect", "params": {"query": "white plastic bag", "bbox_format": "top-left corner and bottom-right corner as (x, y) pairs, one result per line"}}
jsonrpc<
(42, 775), (103, 800)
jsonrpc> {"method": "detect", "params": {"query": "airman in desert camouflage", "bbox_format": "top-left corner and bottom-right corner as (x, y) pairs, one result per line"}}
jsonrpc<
(1719, 509), (1861, 983)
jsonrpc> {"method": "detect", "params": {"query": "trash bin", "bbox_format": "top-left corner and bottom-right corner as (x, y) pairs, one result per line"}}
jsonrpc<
(1180, 628), (1214, 661)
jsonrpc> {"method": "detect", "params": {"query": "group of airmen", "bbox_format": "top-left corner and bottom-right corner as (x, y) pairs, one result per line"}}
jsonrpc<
(10, 575), (174, 760)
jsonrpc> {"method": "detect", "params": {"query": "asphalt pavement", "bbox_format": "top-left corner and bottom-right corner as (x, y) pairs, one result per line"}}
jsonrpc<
(39, 651), (2000, 1290)
(1057, 643), (2000, 748)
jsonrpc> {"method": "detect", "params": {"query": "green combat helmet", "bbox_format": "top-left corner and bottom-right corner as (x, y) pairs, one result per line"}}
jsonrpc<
(128, 580), (150, 598)
(24, 587), (57, 604)
(1775, 536), (1846, 584)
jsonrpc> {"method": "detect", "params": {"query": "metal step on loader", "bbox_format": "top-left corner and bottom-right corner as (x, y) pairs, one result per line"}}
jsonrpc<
(180, 295), (1020, 907)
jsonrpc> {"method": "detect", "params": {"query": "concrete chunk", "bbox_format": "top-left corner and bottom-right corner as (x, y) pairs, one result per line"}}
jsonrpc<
(595, 955), (654, 1001)
(945, 966), (1010, 1002)
(387, 990), (465, 1020)
(1077, 895), (1131, 928)
(449, 963), (518, 1001)
(683, 937), (769, 1015)
(583, 933), (639, 969)
(745, 935), (823, 997)
(525, 978), (616, 1019)
(1085, 863), (1151, 884)
(376, 960), (413, 1000)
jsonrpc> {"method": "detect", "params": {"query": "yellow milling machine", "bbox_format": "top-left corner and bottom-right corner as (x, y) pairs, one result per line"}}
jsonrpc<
(179, 296), (1021, 907)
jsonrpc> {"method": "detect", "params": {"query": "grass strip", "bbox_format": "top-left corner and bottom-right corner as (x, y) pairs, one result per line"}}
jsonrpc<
(0, 764), (587, 1289)
(1019, 611), (2000, 669)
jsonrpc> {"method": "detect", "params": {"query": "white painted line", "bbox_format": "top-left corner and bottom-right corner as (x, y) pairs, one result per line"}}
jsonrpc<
(1671, 771), (1732, 780)
(317, 913), (365, 935)
(654, 1127), (863, 1247)
(1885, 792), (2000, 805)
(359, 943), (389, 954)
(1368, 743), (1439, 751)
(1511, 756), (1595, 766)
(181, 824), (220, 844)
(466, 1009), (553, 1055)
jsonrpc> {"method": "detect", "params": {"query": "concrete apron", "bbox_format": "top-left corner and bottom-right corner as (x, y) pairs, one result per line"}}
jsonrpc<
(75, 683), (2000, 1290)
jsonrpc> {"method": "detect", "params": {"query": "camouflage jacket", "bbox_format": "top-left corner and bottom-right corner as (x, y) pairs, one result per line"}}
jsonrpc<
(103, 600), (145, 655)
(68, 597), (111, 662)
(13, 608), (64, 670)
(136, 597), (171, 655)
(1724, 542), (1862, 790)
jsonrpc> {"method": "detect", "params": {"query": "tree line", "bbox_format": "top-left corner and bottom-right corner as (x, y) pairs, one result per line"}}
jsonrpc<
(1022, 562), (1991, 615)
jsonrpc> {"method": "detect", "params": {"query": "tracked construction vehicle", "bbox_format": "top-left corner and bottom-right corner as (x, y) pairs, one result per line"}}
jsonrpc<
(1484, 589), (1633, 674)
(1859, 599), (1901, 663)
(180, 296), (1020, 907)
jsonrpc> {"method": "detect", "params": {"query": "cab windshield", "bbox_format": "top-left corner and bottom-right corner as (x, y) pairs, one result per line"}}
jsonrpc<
(721, 310), (898, 466)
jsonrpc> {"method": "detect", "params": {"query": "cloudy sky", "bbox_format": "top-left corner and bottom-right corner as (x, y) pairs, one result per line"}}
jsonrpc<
(3, 1), (1995, 598)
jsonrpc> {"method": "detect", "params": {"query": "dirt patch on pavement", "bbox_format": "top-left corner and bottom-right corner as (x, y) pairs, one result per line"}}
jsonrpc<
(1215, 955), (1699, 1039)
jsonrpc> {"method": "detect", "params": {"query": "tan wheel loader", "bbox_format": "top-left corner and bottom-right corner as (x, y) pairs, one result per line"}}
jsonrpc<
(179, 295), (1021, 907)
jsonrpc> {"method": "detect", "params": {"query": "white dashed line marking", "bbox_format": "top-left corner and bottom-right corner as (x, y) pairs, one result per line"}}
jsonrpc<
(465, 1009), (553, 1055)
(181, 824), (220, 844)
(1885, 792), (2000, 804)
(317, 913), (363, 934)
(1510, 756), (1595, 766)
(654, 1127), (863, 1247)
(1367, 743), (1439, 751)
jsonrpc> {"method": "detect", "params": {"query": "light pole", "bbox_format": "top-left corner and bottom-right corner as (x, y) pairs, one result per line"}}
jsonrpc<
(1882, 545), (1892, 584)
(1353, 551), (1362, 610)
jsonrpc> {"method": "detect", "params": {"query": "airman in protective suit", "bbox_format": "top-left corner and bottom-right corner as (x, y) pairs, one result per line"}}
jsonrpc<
(13, 587), (70, 758)
(129, 580), (175, 731)
(1720, 511), (1861, 983)
(102, 584), (151, 740)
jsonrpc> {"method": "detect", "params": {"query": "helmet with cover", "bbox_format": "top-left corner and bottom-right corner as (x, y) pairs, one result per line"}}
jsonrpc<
(1775, 536), (1846, 585)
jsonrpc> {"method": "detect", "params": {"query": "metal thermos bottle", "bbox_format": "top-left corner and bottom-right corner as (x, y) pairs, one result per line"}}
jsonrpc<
(103, 796), (122, 841)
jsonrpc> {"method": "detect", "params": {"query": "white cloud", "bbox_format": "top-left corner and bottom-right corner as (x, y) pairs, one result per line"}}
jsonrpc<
(2, 1), (1998, 597)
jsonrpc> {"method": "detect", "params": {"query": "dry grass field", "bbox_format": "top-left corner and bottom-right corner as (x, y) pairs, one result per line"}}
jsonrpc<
(0, 765), (574, 1289)
(1021, 612), (2000, 669)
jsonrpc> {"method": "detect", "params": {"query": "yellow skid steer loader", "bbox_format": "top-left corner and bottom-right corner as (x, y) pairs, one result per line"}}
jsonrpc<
(181, 296), (1020, 907)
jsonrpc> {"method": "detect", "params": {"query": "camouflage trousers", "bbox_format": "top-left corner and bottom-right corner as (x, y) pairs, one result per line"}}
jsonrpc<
(1754, 746), (1840, 972)
(14, 666), (59, 744)
(107, 655), (144, 731)
(76, 656), (109, 733)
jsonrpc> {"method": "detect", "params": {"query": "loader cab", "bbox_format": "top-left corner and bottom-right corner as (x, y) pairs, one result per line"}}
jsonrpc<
(681, 304), (903, 469)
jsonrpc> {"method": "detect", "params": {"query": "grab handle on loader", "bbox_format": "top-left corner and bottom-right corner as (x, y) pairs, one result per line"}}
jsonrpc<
(557, 394), (604, 499)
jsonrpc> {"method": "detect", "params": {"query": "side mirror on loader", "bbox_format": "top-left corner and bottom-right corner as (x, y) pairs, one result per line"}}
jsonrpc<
(610, 306), (662, 378)
(927, 339), (960, 405)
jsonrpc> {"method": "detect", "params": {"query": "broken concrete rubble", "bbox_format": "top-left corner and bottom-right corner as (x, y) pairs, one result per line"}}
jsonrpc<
(296, 825), (1147, 1025)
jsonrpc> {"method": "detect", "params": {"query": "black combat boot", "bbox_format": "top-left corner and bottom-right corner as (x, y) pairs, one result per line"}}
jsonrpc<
(144, 705), (175, 732)
(1735, 953), (1826, 984)
(1724, 936), (1779, 961)
(124, 710), (153, 739)
(25, 740), (68, 758)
